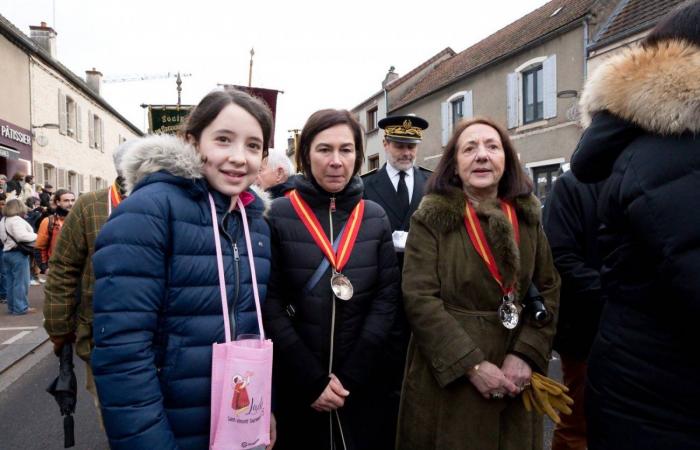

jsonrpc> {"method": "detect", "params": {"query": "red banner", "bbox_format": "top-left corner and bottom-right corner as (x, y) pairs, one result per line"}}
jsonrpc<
(222, 85), (280, 148)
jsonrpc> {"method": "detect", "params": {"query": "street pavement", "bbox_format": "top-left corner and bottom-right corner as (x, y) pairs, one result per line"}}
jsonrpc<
(0, 285), (562, 449)
(0, 346), (109, 449)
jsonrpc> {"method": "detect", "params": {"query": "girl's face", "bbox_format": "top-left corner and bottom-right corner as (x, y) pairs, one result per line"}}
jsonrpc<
(192, 103), (264, 207)
(308, 124), (356, 193)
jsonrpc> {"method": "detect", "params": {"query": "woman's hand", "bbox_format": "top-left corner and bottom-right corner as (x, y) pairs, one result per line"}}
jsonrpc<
(501, 354), (532, 396)
(310, 374), (350, 412)
(467, 360), (519, 399)
(265, 413), (276, 450)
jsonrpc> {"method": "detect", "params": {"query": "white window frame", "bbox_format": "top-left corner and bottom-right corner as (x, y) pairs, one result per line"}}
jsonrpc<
(440, 90), (473, 146)
(43, 163), (57, 188)
(507, 55), (556, 129)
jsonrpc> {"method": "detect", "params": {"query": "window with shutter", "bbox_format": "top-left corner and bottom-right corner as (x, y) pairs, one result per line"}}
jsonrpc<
(43, 164), (56, 188)
(445, 90), (474, 136)
(78, 174), (84, 194)
(66, 97), (77, 138)
(89, 175), (96, 191)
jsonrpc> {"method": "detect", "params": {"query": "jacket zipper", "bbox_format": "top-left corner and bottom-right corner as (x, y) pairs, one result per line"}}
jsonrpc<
(327, 195), (347, 450)
(221, 212), (240, 339)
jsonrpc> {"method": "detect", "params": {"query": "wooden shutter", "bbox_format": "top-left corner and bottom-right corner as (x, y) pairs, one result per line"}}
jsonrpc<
(56, 168), (65, 189)
(89, 175), (95, 191)
(543, 55), (557, 119)
(99, 118), (104, 152)
(76, 104), (82, 142)
(506, 72), (518, 129)
(441, 102), (449, 146)
(462, 90), (474, 120)
(33, 161), (44, 185)
(88, 110), (94, 148)
(78, 174), (84, 193)
(58, 90), (67, 135)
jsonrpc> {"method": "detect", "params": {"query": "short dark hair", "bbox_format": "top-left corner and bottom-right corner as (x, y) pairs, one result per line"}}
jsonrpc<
(295, 109), (364, 178)
(180, 89), (274, 158)
(25, 197), (39, 208)
(24, 175), (34, 183)
(643, 0), (700, 48)
(44, 183), (53, 189)
(426, 116), (533, 200)
(53, 189), (74, 202)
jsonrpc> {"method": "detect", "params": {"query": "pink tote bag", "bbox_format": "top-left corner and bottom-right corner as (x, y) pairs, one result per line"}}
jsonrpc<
(208, 194), (273, 450)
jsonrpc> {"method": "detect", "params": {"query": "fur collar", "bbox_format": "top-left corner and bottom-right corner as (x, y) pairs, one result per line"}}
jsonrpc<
(580, 40), (700, 135)
(414, 188), (541, 288)
(120, 134), (203, 195)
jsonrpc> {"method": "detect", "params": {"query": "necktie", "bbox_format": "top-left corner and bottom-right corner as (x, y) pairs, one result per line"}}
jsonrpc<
(397, 170), (409, 217)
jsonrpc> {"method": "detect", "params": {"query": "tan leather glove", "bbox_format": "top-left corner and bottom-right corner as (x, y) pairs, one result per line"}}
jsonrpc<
(521, 372), (573, 423)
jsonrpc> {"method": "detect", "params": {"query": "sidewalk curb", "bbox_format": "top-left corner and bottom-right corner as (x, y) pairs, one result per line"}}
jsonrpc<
(0, 326), (49, 375)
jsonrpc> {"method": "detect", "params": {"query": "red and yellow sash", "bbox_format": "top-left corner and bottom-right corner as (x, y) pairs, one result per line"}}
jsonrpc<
(288, 189), (365, 273)
(109, 182), (123, 209)
(464, 200), (519, 296)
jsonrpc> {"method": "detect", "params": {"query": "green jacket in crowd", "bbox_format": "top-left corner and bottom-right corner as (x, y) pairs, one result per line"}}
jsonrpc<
(397, 188), (560, 450)
(43, 187), (110, 361)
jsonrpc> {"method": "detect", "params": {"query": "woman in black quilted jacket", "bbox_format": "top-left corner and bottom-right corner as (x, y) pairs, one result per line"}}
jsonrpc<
(571, 2), (700, 448)
(263, 109), (400, 450)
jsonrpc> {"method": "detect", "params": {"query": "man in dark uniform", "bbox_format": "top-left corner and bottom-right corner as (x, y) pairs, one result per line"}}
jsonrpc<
(362, 114), (431, 266)
(361, 115), (431, 448)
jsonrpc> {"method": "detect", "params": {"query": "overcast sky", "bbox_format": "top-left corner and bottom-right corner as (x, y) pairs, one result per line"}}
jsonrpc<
(2, 0), (548, 150)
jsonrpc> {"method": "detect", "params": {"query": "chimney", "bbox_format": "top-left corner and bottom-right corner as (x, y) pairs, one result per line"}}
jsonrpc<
(382, 66), (399, 88)
(29, 22), (57, 57)
(85, 68), (103, 95)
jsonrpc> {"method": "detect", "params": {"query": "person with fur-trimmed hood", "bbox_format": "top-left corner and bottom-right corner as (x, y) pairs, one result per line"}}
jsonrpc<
(397, 117), (560, 449)
(571, 2), (700, 449)
(91, 89), (275, 450)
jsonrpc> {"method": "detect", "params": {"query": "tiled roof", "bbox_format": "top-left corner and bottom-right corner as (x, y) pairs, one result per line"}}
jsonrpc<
(591, 0), (686, 49)
(0, 13), (143, 135)
(392, 0), (597, 111)
(386, 47), (456, 90)
(351, 47), (456, 111)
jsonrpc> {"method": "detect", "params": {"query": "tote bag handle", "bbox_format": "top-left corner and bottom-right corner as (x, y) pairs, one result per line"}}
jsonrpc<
(208, 193), (265, 343)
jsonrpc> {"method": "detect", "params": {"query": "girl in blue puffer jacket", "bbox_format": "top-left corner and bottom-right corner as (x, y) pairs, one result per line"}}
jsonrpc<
(92, 89), (275, 450)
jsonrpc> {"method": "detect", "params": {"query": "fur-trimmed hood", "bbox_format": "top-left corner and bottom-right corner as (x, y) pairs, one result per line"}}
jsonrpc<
(413, 187), (541, 288)
(120, 134), (203, 195)
(119, 134), (271, 211)
(580, 40), (700, 135)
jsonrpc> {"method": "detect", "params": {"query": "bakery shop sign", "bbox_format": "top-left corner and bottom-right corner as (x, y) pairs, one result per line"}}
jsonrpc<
(0, 119), (31, 160)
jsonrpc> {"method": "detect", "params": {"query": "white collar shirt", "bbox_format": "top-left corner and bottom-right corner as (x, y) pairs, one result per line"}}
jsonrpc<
(386, 163), (414, 204)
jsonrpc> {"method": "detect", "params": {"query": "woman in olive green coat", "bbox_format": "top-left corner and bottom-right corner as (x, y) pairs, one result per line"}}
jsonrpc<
(397, 117), (560, 450)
